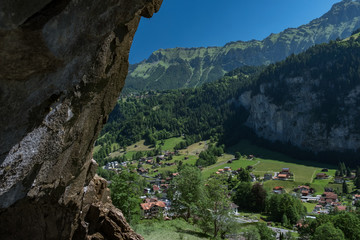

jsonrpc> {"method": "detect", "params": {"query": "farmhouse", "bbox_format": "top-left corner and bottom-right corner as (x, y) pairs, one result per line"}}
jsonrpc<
(319, 192), (338, 206)
(263, 173), (273, 181)
(295, 185), (314, 196)
(316, 173), (328, 179)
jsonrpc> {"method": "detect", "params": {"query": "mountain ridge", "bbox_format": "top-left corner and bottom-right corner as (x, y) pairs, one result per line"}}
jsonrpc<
(125, 0), (360, 92)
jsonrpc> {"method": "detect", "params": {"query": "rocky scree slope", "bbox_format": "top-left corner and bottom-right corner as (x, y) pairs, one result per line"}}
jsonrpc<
(125, 0), (360, 91)
(0, 0), (162, 239)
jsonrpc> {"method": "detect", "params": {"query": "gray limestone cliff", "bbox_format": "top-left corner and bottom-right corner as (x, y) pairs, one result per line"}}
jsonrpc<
(238, 42), (360, 153)
(0, 0), (163, 239)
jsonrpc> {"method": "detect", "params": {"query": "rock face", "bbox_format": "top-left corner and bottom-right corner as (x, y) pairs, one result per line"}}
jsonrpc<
(0, 0), (162, 239)
(238, 42), (360, 153)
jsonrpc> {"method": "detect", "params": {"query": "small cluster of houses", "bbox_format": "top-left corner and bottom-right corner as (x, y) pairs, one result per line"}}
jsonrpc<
(139, 172), (180, 218)
(136, 153), (180, 175)
(270, 184), (357, 214)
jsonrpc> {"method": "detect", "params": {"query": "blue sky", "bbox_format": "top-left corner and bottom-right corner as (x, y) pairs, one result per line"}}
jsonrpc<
(129, 0), (341, 64)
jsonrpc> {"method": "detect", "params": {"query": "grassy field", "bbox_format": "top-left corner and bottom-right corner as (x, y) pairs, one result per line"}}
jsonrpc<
(227, 140), (337, 192)
(157, 137), (184, 151)
(133, 219), (209, 240)
(179, 141), (207, 155)
(303, 202), (317, 213)
(201, 155), (254, 179)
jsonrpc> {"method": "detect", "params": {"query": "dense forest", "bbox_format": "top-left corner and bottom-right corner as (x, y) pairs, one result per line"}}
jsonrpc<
(95, 36), (360, 166)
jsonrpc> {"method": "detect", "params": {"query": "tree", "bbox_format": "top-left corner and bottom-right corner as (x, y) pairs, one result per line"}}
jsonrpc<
(342, 181), (348, 194)
(282, 214), (289, 227)
(110, 170), (142, 224)
(333, 212), (360, 240)
(257, 223), (276, 240)
(251, 183), (267, 212)
(234, 152), (241, 160)
(237, 168), (252, 182)
(233, 182), (252, 210)
(312, 223), (345, 240)
(198, 175), (236, 238)
(169, 165), (202, 220)
(242, 226), (261, 240)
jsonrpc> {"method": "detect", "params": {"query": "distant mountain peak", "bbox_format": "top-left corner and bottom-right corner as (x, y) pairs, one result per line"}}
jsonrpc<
(125, 0), (360, 93)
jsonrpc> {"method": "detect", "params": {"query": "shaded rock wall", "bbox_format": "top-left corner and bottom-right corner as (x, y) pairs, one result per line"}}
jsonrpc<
(0, 0), (163, 239)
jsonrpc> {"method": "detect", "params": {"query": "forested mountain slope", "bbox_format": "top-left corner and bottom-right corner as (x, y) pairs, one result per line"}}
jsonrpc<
(125, 0), (360, 92)
(99, 34), (360, 166)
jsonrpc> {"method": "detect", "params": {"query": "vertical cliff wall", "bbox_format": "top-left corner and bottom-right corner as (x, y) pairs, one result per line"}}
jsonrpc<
(0, 0), (163, 239)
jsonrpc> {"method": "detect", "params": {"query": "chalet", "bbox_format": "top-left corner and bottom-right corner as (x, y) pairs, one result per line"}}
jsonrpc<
(354, 194), (360, 202)
(273, 186), (285, 194)
(248, 155), (255, 159)
(321, 168), (329, 172)
(335, 206), (347, 211)
(277, 173), (290, 180)
(137, 167), (148, 174)
(275, 168), (292, 180)
(230, 203), (239, 215)
(334, 177), (343, 184)
(153, 185), (160, 193)
(224, 166), (231, 172)
(218, 169), (224, 173)
(319, 192), (338, 206)
(314, 205), (323, 212)
(316, 173), (328, 180)
(140, 198), (166, 218)
(263, 173), (273, 181)
(295, 185), (314, 196)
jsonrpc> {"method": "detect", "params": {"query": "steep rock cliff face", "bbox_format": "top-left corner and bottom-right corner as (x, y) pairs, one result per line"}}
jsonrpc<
(239, 41), (360, 153)
(0, 0), (162, 239)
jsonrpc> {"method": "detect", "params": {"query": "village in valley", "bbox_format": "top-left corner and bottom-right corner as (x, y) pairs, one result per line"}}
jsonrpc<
(97, 136), (360, 231)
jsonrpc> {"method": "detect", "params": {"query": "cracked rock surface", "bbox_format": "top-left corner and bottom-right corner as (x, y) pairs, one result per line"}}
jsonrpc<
(0, 0), (163, 239)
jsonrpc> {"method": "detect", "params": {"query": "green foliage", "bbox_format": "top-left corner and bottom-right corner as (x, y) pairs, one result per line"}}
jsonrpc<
(299, 212), (360, 240)
(233, 182), (267, 212)
(96, 167), (115, 180)
(168, 165), (203, 220)
(237, 168), (252, 182)
(196, 144), (224, 167)
(110, 170), (143, 224)
(257, 223), (276, 240)
(198, 175), (235, 238)
(312, 222), (345, 240)
(266, 194), (306, 224)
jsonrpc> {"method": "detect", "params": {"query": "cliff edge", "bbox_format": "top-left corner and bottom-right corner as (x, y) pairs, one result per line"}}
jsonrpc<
(0, 0), (163, 239)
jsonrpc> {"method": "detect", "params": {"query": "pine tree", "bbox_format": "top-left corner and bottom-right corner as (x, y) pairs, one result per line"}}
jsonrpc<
(342, 181), (349, 194)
